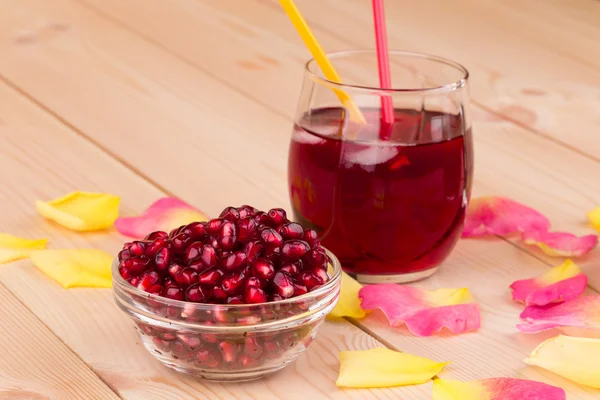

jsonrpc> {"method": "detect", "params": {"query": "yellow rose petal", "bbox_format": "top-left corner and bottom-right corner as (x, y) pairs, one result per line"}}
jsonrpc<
(588, 207), (600, 232)
(327, 271), (366, 320)
(36, 191), (120, 231)
(0, 233), (48, 264)
(524, 334), (600, 389)
(31, 249), (113, 288)
(336, 347), (448, 388)
(432, 379), (486, 399)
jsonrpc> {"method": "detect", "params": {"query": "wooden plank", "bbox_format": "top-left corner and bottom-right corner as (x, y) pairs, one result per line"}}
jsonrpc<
(0, 0), (598, 397)
(0, 73), (429, 398)
(56, 0), (600, 283)
(0, 284), (120, 399)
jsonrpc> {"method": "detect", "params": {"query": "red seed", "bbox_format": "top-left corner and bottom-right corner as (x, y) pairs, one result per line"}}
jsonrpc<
(183, 241), (204, 264)
(243, 240), (264, 263)
(268, 293), (285, 302)
(164, 284), (185, 301)
(221, 271), (246, 294)
(218, 221), (237, 251)
(174, 267), (199, 287)
(293, 282), (308, 296)
(196, 348), (221, 367)
(128, 276), (140, 286)
(218, 342), (239, 364)
(313, 267), (329, 284)
(212, 286), (228, 302)
(237, 205), (258, 219)
(185, 283), (212, 302)
(187, 261), (205, 273)
(200, 245), (217, 268)
(299, 271), (322, 290)
(245, 286), (267, 304)
(145, 237), (168, 257)
(266, 208), (288, 227)
(243, 337), (263, 359)
(280, 262), (300, 275)
(137, 271), (161, 292)
(246, 276), (266, 289)
(121, 257), (151, 275)
(251, 258), (275, 280)
(303, 229), (320, 246)
(226, 295), (244, 304)
(207, 218), (225, 235)
(272, 271), (294, 298)
(237, 217), (257, 242)
(118, 249), (131, 262)
(277, 222), (304, 240)
(144, 231), (169, 241)
(146, 284), (163, 296)
(154, 247), (172, 272)
(304, 247), (327, 268)
(181, 222), (208, 240)
(260, 228), (283, 249)
(221, 251), (247, 271)
(239, 355), (262, 368)
(128, 241), (146, 257)
(176, 334), (203, 350)
(219, 206), (240, 222)
(171, 233), (192, 254)
(281, 240), (310, 262)
(198, 267), (224, 286)
(168, 263), (184, 279)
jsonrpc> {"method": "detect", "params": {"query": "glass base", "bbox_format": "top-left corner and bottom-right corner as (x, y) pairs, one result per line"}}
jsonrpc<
(353, 267), (439, 284)
(163, 360), (291, 382)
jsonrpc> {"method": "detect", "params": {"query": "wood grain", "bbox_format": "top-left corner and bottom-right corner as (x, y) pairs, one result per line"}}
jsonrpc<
(0, 71), (429, 398)
(0, 284), (120, 399)
(23, 0), (600, 285)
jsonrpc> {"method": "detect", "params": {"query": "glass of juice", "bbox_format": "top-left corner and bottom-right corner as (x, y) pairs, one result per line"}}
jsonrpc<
(288, 50), (473, 284)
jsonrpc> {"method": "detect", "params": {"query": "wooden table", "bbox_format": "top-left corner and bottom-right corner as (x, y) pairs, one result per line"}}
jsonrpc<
(1, 0), (599, 398)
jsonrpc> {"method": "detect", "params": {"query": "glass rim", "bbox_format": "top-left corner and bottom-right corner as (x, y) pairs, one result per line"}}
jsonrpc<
(305, 49), (469, 95)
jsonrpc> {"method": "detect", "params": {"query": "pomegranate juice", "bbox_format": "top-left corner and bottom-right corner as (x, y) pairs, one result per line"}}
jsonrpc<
(288, 107), (473, 278)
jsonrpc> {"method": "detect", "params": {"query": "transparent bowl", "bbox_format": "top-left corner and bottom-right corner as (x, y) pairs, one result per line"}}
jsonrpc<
(112, 248), (342, 382)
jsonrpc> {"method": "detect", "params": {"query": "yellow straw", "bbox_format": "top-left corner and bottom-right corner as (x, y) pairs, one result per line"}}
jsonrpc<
(278, 0), (366, 123)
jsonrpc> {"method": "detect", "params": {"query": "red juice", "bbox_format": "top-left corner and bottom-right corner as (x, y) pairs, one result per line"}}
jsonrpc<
(288, 107), (473, 280)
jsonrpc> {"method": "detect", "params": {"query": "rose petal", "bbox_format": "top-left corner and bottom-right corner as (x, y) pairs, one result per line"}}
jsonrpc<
(114, 197), (208, 238)
(36, 191), (120, 231)
(588, 207), (600, 232)
(359, 284), (480, 336)
(0, 233), (48, 264)
(30, 249), (113, 288)
(327, 271), (366, 320)
(517, 296), (600, 333)
(522, 230), (598, 257)
(432, 377), (566, 400)
(510, 259), (588, 306)
(462, 196), (550, 237)
(525, 335), (600, 389)
(335, 347), (448, 388)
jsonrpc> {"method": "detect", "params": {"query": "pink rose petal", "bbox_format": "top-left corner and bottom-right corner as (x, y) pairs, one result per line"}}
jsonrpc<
(517, 296), (600, 333)
(433, 377), (565, 400)
(115, 197), (208, 238)
(359, 284), (480, 336)
(522, 230), (598, 257)
(462, 196), (550, 237)
(510, 259), (588, 306)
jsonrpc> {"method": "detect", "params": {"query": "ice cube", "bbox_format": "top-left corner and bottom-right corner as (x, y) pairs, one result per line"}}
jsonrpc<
(292, 129), (326, 145)
(343, 145), (399, 169)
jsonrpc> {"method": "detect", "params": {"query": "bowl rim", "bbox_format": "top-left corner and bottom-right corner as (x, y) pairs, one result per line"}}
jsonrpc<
(112, 247), (343, 311)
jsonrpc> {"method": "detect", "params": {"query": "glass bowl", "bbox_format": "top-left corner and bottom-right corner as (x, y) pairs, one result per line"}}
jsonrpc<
(112, 248), (342, 382)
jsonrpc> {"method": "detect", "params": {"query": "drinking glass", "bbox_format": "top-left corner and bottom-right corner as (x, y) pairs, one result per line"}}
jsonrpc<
(287, 50), (473, 284)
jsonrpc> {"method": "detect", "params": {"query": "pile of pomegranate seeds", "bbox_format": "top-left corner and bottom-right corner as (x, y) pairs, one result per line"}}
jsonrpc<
(118, 205), (330, 304)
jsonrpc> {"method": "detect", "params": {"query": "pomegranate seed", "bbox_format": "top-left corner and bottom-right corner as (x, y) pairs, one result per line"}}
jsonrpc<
(136, 271), (161, 292)
(237, 217), (257, 242)
(212, 286), (228, 302)
(304, 247), (327, 268)
(154, 247), (172, 272)
(218, 342), (239, 364)
(267, 208), (288, 226)
(163, 276), (174, 285)
(170, 341), (195, 361)
(121, 257), (151, 275)
(221, 271), (246, 294)
(177, 334), (202, 350)
(174, 267), (199, 287)
(196, 348), (221, 367)
(272, 271), (294, 298)
(207, 218), (224, 235)
(313, 267), (329, 284)
(243, 337), (263, 359)
(221, 251), (247, 270)
(239, 355), (261, 368)
(263, 341), (282, 358)
(252, 258), (275, 280)
(185, 284), (211, 302)
(226, 295), (244, 304)
(268, 293), (284, 302)
(182, 222), (207, 240)
(145, 231), (169, 241)
(118, 249), (131, 261)
(169, 226), (184, 238)
(127, 275), (140, 286)
(244, 240), (264, 263)
(245, 286), (267, 304)
(145, 237), (168, 257)
(219, 206), (240, 222)
(146, 284), (163, 296)
(152, 337), (171, 351)
(254, 211), (266, 223)
(213, 307), (235, 323)
(237, 205), (258, 219)
(281, 240), (310, 261)
(198, 267), (224, 286)
(246, 276), (266, 289)
(280, 262), (300, 275)
(293, 282), (308, 296)
(260, 228), (283, 249)
(299, 272), (320, 290)
(303, 229), (319, 246)
(183, 241), (203, 264)
(218, 221), (237, 251)
(128, 241), (146, 257)
(200, 245), (217, 268)
(187, 261), (205, 273)
(277, 222), (304, 239)
(164, 285), (185, 301)
(237, 315), (261, 325)
(168, 263), (184, 278)
(171, 233), (192, 254)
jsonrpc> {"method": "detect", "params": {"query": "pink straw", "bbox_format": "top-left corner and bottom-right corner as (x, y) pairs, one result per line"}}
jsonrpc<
(372, 0), (394, 140)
